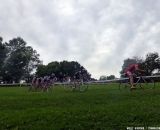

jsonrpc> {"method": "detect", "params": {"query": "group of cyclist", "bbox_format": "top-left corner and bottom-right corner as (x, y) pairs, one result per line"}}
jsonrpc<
(31, 73), (57, 92)
(31, 67), (89, 91)
(124, 63), (145, 89)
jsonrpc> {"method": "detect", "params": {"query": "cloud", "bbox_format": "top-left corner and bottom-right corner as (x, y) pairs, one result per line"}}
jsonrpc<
(0, 0), (160, 79)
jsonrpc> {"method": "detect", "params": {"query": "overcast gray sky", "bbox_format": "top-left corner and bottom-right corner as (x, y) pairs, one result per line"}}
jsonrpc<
(0, 0), (160, 79)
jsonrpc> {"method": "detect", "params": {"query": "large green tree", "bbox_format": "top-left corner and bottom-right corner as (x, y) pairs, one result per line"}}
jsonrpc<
(140, 52), (160, 75)
(3, 37), (41, 83)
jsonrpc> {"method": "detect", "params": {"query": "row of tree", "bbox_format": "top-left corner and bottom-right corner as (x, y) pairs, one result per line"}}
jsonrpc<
(0, 36), (92, 83)
(99, 75), (116, 80)
(36, 61), (92, 81)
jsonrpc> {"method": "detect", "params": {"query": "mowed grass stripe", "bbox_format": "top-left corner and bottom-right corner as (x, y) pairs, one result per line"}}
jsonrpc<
(0, 84), (160, 130)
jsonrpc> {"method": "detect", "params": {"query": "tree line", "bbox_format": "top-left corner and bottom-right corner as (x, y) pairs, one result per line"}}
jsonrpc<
(36, 61), (92, 81)
(0, 36), (92, 83)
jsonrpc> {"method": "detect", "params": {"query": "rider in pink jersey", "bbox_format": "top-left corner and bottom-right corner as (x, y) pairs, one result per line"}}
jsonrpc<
(125, 64), (144, 89)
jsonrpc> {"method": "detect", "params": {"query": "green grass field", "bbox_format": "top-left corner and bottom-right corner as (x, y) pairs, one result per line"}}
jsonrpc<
(0, 84), (160, 130)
